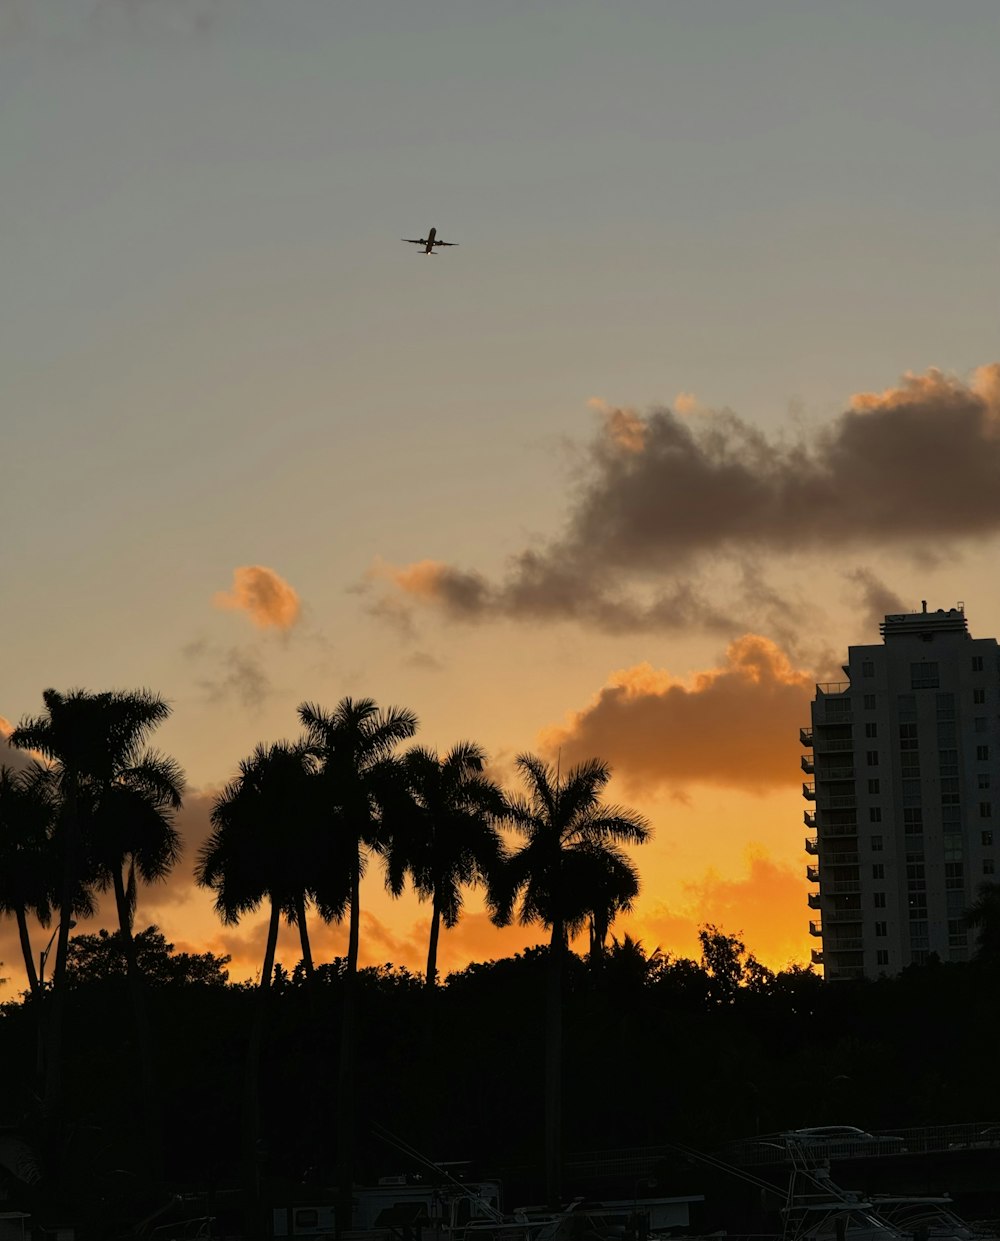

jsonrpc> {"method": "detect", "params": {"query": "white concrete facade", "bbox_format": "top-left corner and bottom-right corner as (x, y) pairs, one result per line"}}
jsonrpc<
(802, 604), (1000, 979)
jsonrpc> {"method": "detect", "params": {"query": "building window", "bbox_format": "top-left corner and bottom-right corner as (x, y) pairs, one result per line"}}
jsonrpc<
(867, 750), (879, 766)
(978, 745), (990, 761)
(864, 694), (876, 710)
(981, 802), (993, 818)
(899, 723), (918, 750)
(936, 693), (956, 718)
(876, 950), (889, 966)
(872, 864), (885, 879)
(869, 807), (882, 823)
(864, 722), (877, 738)
(975, 688), (987, 705)
(868, 778), (880, 794)
(871, 835), (884, 852)
(986, 859), (996, 876)
(875, 921), (888, 937)
(862, 660), (875, 677)
(911, 662), (939, 689)
(979, 773), (991, 790)
(945, 862), (964, 888)
(874, 892), (886, 908)
(973, 655), (985, 672)
(941, 779), (960, 805)
(904, 808), (923, 833)
(983, 831), (994, 847)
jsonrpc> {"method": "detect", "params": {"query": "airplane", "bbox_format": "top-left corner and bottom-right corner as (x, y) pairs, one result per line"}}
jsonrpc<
(402, 226), (458, 254)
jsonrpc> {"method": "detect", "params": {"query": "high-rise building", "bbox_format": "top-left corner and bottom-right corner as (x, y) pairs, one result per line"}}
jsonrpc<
(802, 603), (999, 980)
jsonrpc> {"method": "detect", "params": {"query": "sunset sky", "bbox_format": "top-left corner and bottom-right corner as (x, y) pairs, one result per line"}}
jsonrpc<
(2, 0), (999, 996)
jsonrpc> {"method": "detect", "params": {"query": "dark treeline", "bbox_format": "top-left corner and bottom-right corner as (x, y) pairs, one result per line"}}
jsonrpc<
(3, 928), (1000, 1223)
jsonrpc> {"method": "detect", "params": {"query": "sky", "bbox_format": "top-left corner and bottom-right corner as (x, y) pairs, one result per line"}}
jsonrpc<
(2, 0), (999, 996)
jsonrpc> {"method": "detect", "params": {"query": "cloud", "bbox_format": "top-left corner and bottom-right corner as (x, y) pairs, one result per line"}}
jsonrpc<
(539, 635), (813, 795)
(636, 849), (809, 970)
(184, 641), (273, 709)
(845, 569), (910, 639)
(369, 557), (738, 635)
(373, 364), (1000, 633)
(213, 566), (300, 631)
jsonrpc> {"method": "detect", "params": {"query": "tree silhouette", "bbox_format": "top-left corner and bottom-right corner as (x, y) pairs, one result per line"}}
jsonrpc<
(388, 742), (507, 988)
(10, 687), (178, 1173)
(0, 763), (58, 997)
(197, 738), (319, 1213)
(493, 753), (650, 1208)
(297, 696), (417, 1227)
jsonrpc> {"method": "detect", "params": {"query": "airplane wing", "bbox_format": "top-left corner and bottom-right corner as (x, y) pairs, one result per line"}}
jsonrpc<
(402, 238), (427, 244)
(433, 240), (458, 247)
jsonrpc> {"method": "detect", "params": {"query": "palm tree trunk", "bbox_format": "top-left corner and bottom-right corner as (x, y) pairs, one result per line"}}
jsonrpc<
(245, 898), (281, 1241)
(43, 776), (79, 1181)
(335, 852), (361, 1238)
(15, 908), (39, 996)
(545, 918), (564, 1210)
(425, 896), (442, 989)
(112, 864), (164, 1183)
(296, 893), (314, 980)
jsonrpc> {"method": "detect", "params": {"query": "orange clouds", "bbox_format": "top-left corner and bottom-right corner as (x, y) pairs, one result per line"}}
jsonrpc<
(213, 565), (300, 630)
(539, 635), (812, 795)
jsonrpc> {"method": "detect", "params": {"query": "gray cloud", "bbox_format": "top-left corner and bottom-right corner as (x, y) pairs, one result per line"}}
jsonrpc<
(845, 569), (910, 639)
(375, 365), (1000, 633)
(184, 641), (272, 709)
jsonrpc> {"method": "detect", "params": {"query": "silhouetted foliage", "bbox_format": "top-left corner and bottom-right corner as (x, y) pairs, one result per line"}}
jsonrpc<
(64, 926), (230, 988)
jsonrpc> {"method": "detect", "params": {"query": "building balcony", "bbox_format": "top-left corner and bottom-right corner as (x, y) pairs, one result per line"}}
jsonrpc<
(809, 920), (822, 937)
(801, 754), (815, 774)
(823, 850), (859, 866)
(804, 809), (816, 828)
(810, 949), (824, 966)
(803, 782), (816, 801)
(816, 681), (851, 695)
(816, 765), (855, 782)
(817, 793), (857, 811)
(825, 937), (864, 953)
(806, 864), (819, 883)
(807, 892), (821, 910)
(823, 821), (858, 837)
(827, 964), (865, 979)
(813, 737), (854, 753)
(805, 835), (819, 855)
(800, 727), (814, 747)
(824, 907), (863, 923)
(825, 878), (862, 895)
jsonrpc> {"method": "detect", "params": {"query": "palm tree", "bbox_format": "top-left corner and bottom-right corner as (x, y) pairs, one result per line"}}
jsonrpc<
(583, 847), (641, 969)
(297, 696), (417, 1228)
(10, 687), (178, 1154)
(494, 753), (650, 1209)
(387, 742), (507, 988)
(196, 739), (321, 1216)
(0, 763), (58, 997)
